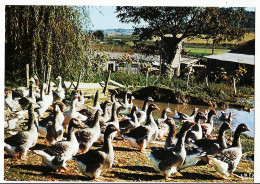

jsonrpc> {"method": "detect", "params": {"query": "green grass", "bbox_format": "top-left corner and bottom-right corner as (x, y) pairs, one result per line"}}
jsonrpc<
(183, 47), (230, 57)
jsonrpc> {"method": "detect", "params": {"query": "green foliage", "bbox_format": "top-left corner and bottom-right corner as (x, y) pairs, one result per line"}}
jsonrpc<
(5, 6), (108, 85)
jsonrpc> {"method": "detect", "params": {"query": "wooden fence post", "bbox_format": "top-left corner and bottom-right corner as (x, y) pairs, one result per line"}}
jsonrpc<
(103, 70), (111, 95)
(145, 68), (149, 86)
(46, 65), (52, 94)
(26, 64), (29, 88)
(76, 71), (82, 91)
(205, 75), (209, 87)
(233, 77), (237, 94)
(43, 64), (47, 83)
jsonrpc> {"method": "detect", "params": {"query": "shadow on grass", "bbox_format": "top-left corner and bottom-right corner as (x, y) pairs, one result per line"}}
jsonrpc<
(4, 154), (14, 159)
(179, 171), (222, 180)
(30, 143), (48, 150)
(113, 146), (138, 152)
(115, 165), (157, 173)
(110, 171), (165, 181)
(11, 165), (91, 181)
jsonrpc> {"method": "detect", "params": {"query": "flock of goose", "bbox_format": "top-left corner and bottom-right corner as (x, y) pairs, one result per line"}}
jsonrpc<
(4, 75), (253, 180)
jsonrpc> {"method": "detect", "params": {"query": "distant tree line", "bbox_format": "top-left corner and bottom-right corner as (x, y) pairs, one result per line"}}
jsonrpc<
(116, 7), (252, 77)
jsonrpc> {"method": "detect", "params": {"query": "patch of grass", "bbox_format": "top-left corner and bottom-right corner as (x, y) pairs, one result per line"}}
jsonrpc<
(183, 48), (230, 57)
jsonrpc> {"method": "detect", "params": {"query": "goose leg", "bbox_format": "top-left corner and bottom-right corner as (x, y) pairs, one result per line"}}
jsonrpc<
(231, 173), (244, 180)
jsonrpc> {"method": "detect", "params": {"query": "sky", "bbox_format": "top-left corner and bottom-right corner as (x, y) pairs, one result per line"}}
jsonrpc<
(89, 6), (255, 30)
(89, 6), (135, 30)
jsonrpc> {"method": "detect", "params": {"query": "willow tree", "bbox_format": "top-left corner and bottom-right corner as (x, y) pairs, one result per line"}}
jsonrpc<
(5, 5), (102, 84)
(116, 7), (246, 77)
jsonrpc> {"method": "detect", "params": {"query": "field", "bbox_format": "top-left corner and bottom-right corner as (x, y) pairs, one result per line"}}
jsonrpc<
(183, 48), (230, 57)
(4, 114), (254, 182)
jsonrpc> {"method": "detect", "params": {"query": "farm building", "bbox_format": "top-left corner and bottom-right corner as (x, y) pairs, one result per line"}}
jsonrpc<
(103, 41), (185, 76)
(204, 40), (255, 84)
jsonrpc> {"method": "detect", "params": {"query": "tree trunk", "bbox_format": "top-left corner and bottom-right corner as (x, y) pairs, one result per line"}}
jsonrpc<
(161, 37), (181, 77)
(212, 40), (216, 55)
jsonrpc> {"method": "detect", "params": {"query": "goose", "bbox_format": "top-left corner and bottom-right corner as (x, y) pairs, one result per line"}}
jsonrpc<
(18, 81), (38, 110)
(219, 111), (232, 122)
(78, 90), (85, 104)
(110, 89), (119, 103)
(38, 102), (66, 136)
(14, 77), (37, 98)
(75, 109), (102, 154)
(148, 121), (195, 178)
(99, 101), (112, 127)
(63, 93), (88, 132)
(201, 109), (217, 138)
(72, 124), (119, 179)
(123, 104), (160, 152)
(163, 118), (177, 150)
(136, 96), (154, 124)
(184, 112), (207, 143)
(99, 102), (122, 142)
(119, 92), (134, 110)
(5, 89), (24, 112)
(156, 107), (172, 139)
(176, 107), (198, 121)
(119, 106), (139, 135)
(53, 76), (65, 103)
(207, 123), (250, 179)
(36, 84), (53, 118)
(4, 103), (38, 160)
(194, 122), (232, 155)
(46, 104), (65, 145)
(33, 118), (85, 171)
(78, 90), (102, 119)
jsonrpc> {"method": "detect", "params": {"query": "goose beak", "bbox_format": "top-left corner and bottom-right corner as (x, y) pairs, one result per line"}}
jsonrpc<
(156, 107), (160, 110)
(246, 127), (251, 132)
(189, 121), (196, 126)
(228, 124), (232, 130)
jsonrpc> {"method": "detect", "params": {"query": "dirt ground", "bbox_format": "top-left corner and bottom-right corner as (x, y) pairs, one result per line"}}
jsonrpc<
(4, 122), (254, 183)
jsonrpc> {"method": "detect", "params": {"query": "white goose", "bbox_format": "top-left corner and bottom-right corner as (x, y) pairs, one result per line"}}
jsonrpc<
(33, 118), (85, 171)
(63, 93), (88, 131)
(53, 76), (65, 103)
(4, 103), (38, 160)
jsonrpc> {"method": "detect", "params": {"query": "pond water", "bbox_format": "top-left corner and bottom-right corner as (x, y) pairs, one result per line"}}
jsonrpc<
(122, 99), (255, 137)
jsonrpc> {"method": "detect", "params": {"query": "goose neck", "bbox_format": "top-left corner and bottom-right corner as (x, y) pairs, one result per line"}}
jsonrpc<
(165, 124), (176, 147)
(103, 133), (114, 153)
(142, 100), (148, 111)
(110, 105), (118, 122)
(161, 109), (167, 119)
(231, 130), (242, 148)
(175, 129), (188, 152)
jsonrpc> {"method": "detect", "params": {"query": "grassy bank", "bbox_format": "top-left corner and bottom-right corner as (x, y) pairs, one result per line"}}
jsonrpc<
(109, 73), (254, 109)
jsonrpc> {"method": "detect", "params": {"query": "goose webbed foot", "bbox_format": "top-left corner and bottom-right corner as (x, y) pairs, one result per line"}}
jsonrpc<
(173, 171), (183, 177)
(231, 173), (244, 180)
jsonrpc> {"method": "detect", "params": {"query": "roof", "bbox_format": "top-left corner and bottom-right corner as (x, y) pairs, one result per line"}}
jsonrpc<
(204, 53), (254, 66)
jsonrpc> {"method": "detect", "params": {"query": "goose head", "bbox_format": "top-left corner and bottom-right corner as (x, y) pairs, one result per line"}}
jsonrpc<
(220, 122), (232, 131)
(164, 107), (172, 114)
(69, 118), (85, 129)
(181, 121), (196, 131)
(164, 117), (176, 128)
(104, 124), (120, 138)
(147, 96), (154, 102)
(194, 112), (207, 123)
(148, 104), (160, 111)
(236, 123), (250, 133)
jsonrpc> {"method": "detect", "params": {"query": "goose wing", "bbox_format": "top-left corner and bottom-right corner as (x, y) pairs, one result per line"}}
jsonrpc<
(73, 150), (105, 173)
(5, 132), (28, 147)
